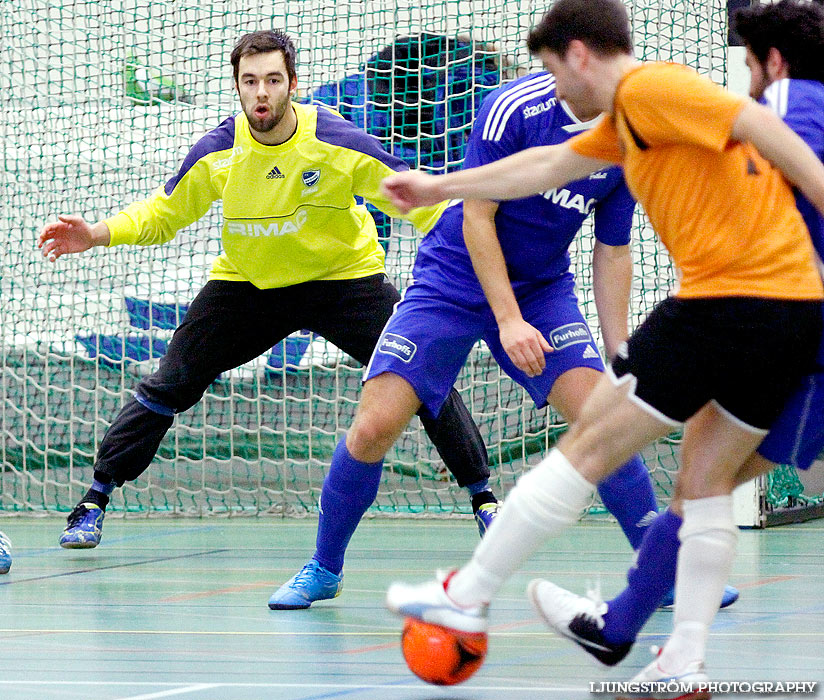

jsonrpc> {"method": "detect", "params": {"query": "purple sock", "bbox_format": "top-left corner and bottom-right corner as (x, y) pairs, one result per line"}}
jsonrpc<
(313, 438), (383, 576)
(597, 454), (658, 549)
(601, 508), (682, 645)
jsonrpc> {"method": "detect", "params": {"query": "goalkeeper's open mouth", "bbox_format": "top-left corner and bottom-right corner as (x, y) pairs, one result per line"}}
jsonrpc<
(254, 104), (270, 118)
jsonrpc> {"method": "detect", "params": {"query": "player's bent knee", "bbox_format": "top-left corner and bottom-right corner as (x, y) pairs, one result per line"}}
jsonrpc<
(347, 411), (410, 462)
(348, 373), (421, 459)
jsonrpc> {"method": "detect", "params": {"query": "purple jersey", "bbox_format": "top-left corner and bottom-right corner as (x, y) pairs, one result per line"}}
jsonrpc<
(756, 78), (824, 468)
(762, 78), (824, 260)
(415, 72), (635, 295)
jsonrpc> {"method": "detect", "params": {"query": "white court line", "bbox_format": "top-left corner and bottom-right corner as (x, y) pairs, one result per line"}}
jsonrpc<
(115, 685), (219, 700)
(0, 680), (582, 692)
(0, 628), (821, 638)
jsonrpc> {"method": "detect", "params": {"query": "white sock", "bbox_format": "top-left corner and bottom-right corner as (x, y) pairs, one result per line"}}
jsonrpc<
(447, 448), (595, 607)
(658, 495), (737, 673)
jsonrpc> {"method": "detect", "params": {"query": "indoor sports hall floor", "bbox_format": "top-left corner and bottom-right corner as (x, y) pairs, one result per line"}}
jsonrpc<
(0, 516), (821, 699)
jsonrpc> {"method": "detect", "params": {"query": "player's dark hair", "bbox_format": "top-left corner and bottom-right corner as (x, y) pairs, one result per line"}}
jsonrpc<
(526, 0), (633, 57)
(231, 30), (297, 85)
(734, 0), (824, 83)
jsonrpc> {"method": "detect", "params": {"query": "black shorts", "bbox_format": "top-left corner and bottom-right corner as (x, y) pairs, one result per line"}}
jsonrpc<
(610, 296), (823, 431)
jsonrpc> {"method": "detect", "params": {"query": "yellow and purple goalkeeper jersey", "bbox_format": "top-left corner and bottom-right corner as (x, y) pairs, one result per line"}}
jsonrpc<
(104, 103), (444, 288)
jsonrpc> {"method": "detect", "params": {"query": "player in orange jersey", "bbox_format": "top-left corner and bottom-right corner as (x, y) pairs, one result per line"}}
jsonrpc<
(382, 0), (824, 695)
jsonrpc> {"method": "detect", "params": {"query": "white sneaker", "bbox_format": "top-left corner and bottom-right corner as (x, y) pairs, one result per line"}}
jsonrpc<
(527, 579), (632, 666)
(623, 653), (710, 700)
(386, 570), (489, 634)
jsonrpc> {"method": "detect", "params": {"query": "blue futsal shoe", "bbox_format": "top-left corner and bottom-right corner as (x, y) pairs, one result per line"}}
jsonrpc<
(0, 531), (11, 574)
(474, 501), (501, 537)
(268, 560), (343, 610)
(59, 502), (105, 549)
(660, 584), (739, 610)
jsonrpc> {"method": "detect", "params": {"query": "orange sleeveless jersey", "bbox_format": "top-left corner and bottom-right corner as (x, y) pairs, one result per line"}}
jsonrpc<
(569, 63), (823, 300)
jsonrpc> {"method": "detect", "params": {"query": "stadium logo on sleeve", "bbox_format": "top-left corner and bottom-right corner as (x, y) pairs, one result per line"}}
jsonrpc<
(378, 333), (417, 362)
(302, 169), (321, 187)
(523, 96), (557, 119)
(549, 322), (592, 350)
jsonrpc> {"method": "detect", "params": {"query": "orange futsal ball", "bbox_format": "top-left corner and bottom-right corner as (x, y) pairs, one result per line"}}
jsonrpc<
(401, 617), (488, 685)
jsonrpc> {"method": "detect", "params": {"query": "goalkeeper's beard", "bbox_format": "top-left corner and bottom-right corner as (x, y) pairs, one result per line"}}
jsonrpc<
(245, 95), (291, 133)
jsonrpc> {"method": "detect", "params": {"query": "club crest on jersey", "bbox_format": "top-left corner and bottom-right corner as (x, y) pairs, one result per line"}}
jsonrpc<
(550, 322), (592, 350)
(378, 333), (416, 362)
(302, 169), (321, 187)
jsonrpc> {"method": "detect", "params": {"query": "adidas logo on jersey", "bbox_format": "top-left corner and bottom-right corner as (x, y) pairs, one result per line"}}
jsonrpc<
(266, 166), (285, 179)
(582, 345), (600, 359)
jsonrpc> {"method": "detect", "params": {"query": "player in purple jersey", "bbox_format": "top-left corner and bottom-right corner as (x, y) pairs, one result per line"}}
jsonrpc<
(525, 0), (824, 672)
(743, 0), (824, 470)
(270, 69), (735, 611)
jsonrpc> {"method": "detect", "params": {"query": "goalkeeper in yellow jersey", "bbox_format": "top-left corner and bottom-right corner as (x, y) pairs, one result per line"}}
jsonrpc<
(37, 30), (496, 583)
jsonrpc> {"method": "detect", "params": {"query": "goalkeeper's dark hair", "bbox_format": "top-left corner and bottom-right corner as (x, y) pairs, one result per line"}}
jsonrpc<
(231, 30), (297, 85)
(734, 0), (824, 83)
(527, 0), (632, 57)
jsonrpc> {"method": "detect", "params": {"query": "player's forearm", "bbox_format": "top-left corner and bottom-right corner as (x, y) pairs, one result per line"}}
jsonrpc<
(463, 203), (521, 324)
(105, 209), (177, 247)
(105, 192), (200, 247)
(734, 103), (824, 219)
(89, 221), (111, 247)
(440, 144), (599, 202)
(592, 241), (632, 359)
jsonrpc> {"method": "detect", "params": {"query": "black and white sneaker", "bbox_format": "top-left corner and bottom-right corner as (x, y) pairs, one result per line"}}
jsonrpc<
(527, 579), (632, 666)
